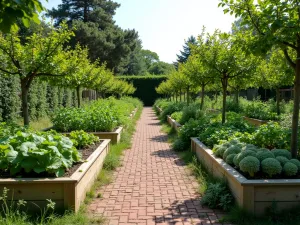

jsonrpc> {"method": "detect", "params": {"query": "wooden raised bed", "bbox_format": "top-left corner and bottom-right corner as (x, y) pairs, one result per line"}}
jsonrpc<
(0, 139), (111, 213)
(243, 116), (268, 126)
(167, 116), (182, 133)
(191, 138), (300, 215)
(86, 127), (122, 144)
(44, 108), (138, 144)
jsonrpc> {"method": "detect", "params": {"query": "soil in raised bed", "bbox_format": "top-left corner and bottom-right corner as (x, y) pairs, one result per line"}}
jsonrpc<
(0, 141), (103, 179)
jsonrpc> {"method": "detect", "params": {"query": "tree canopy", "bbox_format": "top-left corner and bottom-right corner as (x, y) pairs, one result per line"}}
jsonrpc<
(0, 0), (44, 33)
(48, 0), (140, 74)
(174, 35), (197, 69)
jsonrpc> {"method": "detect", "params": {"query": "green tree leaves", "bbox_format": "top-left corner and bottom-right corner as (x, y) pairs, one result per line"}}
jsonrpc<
(0, 0), (44, 33)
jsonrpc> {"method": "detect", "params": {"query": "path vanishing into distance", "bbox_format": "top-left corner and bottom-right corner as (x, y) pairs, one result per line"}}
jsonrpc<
(88, 107), (230, 225)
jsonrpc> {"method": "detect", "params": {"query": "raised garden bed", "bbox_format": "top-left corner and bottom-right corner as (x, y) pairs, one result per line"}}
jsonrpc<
(243, 116), (268, 126)
(61, 127), (122, 144)
(167, 116), (182, 133)
(0, 139), (111, 213)
(44, 108), (138, 144)
(191, 137), (300, 215)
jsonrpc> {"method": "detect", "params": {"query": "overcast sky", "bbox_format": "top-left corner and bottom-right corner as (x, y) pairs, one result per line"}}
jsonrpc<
(41, 0), (235, 63)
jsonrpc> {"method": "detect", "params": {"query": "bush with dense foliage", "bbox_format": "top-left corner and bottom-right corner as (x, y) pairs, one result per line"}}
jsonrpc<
(261, 158), (282, 177)
(170, 111), (183, 123)
(243, 99), (281, 121)
(176, 117), (211, 151)
(201, 182), (234, 211)
(159, 102), (187, 122)
(239, 156), (260, 177)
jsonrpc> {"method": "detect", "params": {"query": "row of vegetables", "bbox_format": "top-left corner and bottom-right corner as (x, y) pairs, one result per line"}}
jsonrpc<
(0, 97), (142, 178)
(154, 98), (300, 179)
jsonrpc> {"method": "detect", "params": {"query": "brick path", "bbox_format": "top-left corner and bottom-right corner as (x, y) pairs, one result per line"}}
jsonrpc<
(88, 107), (229, 225)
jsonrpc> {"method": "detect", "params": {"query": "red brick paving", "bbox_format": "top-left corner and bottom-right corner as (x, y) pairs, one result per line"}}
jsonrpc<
(88, 107), (230, 225)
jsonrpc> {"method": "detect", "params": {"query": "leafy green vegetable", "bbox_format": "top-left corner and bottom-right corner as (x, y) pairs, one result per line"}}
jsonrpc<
(0, 130), (81, 177)
(70, 130), (99, 149)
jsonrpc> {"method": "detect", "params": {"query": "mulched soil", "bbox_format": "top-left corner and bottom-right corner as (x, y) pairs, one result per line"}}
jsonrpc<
(63, 141), (103, 177)
(0, 141), (103, 179)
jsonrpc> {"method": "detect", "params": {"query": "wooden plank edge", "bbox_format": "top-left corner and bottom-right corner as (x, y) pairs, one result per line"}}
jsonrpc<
(70, 139), (111, 182)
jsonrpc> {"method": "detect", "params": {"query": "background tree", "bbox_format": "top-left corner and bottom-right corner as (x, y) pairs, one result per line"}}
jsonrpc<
(173, 35), (197, 69)
(181, 55), (212, 109)
(125, 41), (147, 75)
(255, 48), (294, 115)
(48, 0), (140, 74)
(148, 62), (175, 75)
(193, 29), (255, 123)
(141, 49), (159, 69)
(219, 0), (300, 157)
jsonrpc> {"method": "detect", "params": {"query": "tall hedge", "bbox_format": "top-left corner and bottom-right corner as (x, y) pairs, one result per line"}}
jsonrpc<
(118, 75), (167, 106)
(0, 74), (78, 122)
(0, 75), (21, 121)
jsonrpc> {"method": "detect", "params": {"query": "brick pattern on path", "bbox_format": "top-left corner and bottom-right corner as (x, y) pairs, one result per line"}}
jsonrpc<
(88, 107), (230, 225)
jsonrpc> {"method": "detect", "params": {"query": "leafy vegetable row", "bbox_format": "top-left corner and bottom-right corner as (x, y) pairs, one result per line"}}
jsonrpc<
(0, 124), (99, 177)
(52, 97), (141, 132)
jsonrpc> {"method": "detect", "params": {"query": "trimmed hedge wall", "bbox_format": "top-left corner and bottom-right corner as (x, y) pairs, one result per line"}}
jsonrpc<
(118, 75), (167, 106)
(0, 75), (78, 122)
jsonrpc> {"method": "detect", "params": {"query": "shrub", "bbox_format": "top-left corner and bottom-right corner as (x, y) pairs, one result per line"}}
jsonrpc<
(178, 118), (210, 149)
(226, 154), (236, 165)
(283, 162), (298, 177)
(242, 144), (257, 151)
(276, 156), (289, 167)
(170, 111), (183, 122)
(201, 182), (234, 211)
(239, 156), (260, 177)
(223, 145), (241, 160)
(160, 102), (186, 122)
(256, 150), (275, 162)
(229, 139), (240, 146)
(243, 99), (280, 120)
(179, 105), (203, 125)
(261, 158), (282, 177)
(213, 145), (228, 158)
(172, 138), (186, 151)
(233, 154), (239, 167)
(235, 150), (256, 167)
(290, 159), (300, 171)
(199, 114), (254, 148)
(250, 122), (290, 150)
(271, 149), (292, 160)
